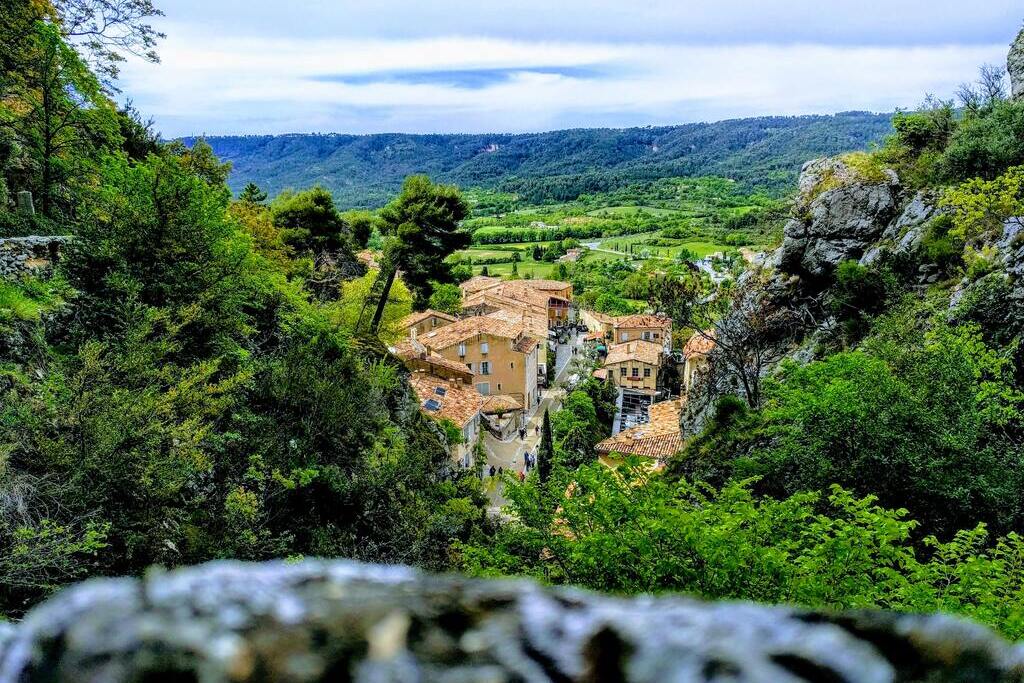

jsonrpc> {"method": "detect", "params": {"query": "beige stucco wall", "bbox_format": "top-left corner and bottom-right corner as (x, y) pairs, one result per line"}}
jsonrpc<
(614, 326), (672, 353)
(433, 334), (538, 410)
(607, 360), (659, 392)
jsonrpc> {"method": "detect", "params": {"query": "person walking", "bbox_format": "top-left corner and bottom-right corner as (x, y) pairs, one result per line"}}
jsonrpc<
(489, 465), (496, 478)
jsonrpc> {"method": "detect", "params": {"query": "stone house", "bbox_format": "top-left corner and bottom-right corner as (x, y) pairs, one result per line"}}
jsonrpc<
(400, 309), (458, 337)
(417, 315), (540, 412)
(407, 371), (484, 468)
(604, 340), (664, 395)
(682, 331), (715, 394)
(612, 314), (673, 353)
(595, 399), (683, 470)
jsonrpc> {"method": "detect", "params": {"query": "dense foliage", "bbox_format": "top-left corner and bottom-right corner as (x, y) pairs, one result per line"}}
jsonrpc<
(190, 112), (893, 208)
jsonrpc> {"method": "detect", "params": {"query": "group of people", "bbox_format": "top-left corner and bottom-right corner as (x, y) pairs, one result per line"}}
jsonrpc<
(486, 422), (542, 484)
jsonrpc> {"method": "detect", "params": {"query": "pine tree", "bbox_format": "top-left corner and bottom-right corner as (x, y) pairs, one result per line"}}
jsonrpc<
(538, 409), (553, 484)
(239, 182), (268, 205)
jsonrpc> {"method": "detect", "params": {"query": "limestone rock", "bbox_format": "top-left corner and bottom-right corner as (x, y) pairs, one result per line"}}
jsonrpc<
(779, 180), (899, 279)
(1010, 27), (1024, 101)
(2, 559), (1024, 683)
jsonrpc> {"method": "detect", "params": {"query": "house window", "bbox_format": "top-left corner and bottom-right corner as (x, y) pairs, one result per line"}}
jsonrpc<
(620, 367), (627, 377)
(642, 331), (651, 340)
(458, 343), (467, 356)
(653, 333), (660, 339)
(644, 368), (651, 378)
(466, 362), (474, 372)
(481, 361), (491, 375)
(497, 383), (502, 391)
(631, 367), (639, 378)
(480, 342), (489, 354)
(510, 361), (515, 369)
(620, 332), (628, 342)
(476, 383), (490, 395)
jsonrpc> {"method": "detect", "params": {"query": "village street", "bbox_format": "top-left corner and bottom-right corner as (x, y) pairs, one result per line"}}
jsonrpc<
(481, 330), (584, 513)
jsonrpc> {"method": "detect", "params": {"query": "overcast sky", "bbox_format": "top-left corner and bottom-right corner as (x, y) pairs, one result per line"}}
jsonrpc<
(119, 1), (1024, 137)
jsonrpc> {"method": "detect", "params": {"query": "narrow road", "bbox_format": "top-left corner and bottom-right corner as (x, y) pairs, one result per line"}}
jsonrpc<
(481, 330), (583, 513)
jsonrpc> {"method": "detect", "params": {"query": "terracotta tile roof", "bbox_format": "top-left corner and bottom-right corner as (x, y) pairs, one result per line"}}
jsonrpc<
(485, 307), (548, 343)
(613, 314), (672, 330)
(683, 330), (716, 358)
(357, 250), (380, 270)
(400, 309), (458, 329)
(408, 372), (484, 429)
(596, 400), (683, 459)
(459, 275), (503, 295)
(389, 339), (475, 380)
(481, 394), (523, 414)
(419, 315), (526, 351)
(604, 340), (664, 366)
(592, 368), (609, 380)
(518, 279), (572, 294)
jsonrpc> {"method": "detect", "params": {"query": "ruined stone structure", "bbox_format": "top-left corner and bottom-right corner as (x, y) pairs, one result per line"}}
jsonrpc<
(1, 560), (1022, 682)
(0, 236), (69, 280)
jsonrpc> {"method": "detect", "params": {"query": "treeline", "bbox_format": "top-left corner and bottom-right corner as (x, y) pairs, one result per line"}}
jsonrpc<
(194, 112), (894, 208)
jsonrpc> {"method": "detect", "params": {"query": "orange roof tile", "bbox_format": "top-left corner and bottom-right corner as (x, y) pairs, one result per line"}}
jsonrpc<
(408, 372), (484, 428)
(459, 275), (503, 295)
(613, 314), (672, 330)
(683, 330), (716, 358)
(418, 315), (526, 351)
(400, 309), (458, 329)
(596, 400), (684, 459)
(481, 394), (523, 414)
(604, 340), (664, 366)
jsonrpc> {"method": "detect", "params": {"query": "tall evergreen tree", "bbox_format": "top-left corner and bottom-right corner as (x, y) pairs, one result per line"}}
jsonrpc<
(239, 182), (268, 205)
(369, 175), (469, 330)
(538, 409), (553, 484)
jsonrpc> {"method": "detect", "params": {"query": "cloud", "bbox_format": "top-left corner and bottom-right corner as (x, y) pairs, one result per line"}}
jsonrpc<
(119, 11), (1017, 137)
(311, 65), (613, 90)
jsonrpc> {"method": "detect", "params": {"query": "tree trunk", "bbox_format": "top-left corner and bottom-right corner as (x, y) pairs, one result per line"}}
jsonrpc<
(369, 266), (398, 333)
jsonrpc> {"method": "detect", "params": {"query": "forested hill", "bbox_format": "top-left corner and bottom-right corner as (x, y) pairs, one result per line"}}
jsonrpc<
(187, 111), (893, 207)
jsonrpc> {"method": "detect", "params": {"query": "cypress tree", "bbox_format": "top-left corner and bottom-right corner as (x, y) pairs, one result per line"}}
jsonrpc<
(538, 408), (553, 483)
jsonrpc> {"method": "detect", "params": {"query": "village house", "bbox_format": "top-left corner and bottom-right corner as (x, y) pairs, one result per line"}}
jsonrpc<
(417, 315), (540, 412)
(682, 331), (715, 394)
(595, 399), (683, 470)
(603, 339), (664, 395)
(399, 309), (458, 337)
(407, 371), (484, 468)
(461, 278), (574, 332)
(612, 314), (673, 354)
(578, 309), (616, 340)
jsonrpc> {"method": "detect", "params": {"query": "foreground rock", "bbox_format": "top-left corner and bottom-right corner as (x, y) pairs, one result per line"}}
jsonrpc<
(1, 560), (1023, 682)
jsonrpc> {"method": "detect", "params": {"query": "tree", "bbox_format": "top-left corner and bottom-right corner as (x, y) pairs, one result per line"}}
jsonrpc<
(537, 409), (553, 484)
(53, 0), (165, 86)
(459, 462), (1024, 640)
(271, 186), (350, 255)
(239, 182), (268, 205)
(667, 271), (805, 409)
(341, 209), (378, 249)
(369, 176), (469, 330)
(14, 22), (118, 218)
(428, 283), (463, 316)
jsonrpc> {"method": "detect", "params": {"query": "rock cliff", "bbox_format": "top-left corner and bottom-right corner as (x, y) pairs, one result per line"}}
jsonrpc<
(1, 560), (1023, 683)
(1010, 26), (1024, 100)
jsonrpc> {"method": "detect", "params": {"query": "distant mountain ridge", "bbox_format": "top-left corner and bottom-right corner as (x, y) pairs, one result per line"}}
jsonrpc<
(186, 112), (894, 208)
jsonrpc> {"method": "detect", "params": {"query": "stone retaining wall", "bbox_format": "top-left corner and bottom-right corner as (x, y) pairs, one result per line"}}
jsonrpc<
(0, 236), (70, 280)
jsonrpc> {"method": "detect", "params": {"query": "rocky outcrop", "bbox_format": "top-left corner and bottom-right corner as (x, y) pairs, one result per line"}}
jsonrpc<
(775, 160), (900, 279)
(1010, 27), (1024, 101)
(0, 236), (69, 280)
(1, 559), (1022, 683)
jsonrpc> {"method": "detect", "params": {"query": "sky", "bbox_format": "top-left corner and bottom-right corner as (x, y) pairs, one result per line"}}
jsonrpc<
(118, 1), (1024, 137)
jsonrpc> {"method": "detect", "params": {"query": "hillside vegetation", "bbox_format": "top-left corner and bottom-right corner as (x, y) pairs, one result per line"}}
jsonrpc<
(191, 112), (893, 207)
(6, 0), (1024, 645)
